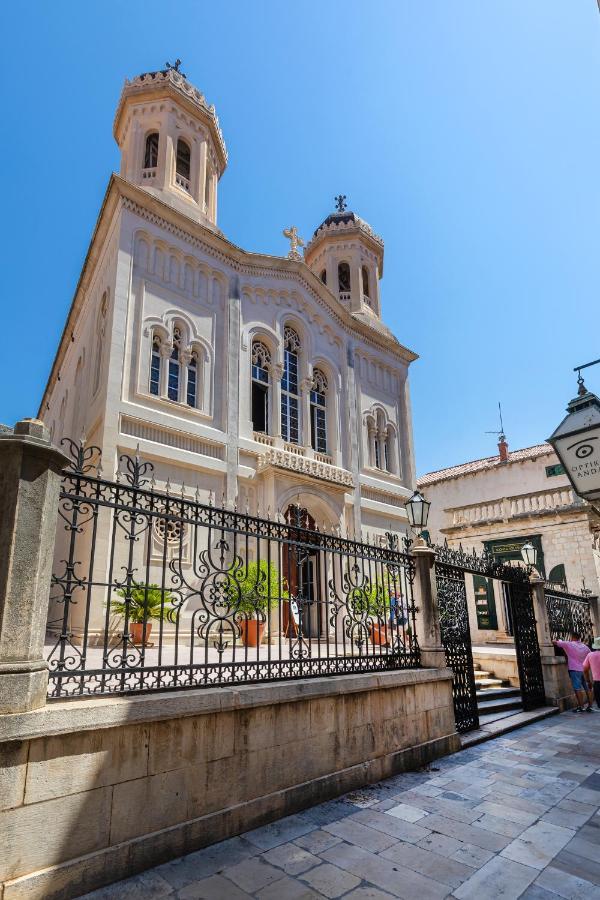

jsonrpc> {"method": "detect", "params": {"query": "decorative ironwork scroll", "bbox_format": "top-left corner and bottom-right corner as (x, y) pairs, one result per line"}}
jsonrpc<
(435, 562), (479, 733)
(545, 587), (594, 647)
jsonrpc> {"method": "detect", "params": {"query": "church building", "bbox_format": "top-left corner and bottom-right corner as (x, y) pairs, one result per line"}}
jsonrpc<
(39, 64), (418, 540)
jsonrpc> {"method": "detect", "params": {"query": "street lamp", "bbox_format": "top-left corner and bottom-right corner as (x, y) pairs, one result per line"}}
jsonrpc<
(548, 364), (600, 504)
(404, 490), (431, 539)
(520, 541), (537, 574)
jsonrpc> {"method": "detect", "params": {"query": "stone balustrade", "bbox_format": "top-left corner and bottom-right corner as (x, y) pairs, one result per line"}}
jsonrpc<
(257, 446), (354, 487)
(448, 485), (579, 528)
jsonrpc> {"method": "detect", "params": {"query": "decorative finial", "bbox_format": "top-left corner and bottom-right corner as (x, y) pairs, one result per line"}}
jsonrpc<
(334, 194), (347, 213)
(165, 59), (186, 77)
(282, 225), (305, 260)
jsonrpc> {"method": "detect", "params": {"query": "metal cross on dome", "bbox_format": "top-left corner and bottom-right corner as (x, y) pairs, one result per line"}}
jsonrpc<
(334, 194), (347, 212)
(165, 59), (186, 77)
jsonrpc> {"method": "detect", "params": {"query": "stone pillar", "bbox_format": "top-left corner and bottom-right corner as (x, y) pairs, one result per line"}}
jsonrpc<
(530, 576), (573, 710)
(345, 342), (362, 535)
(411, 542), (446, 669)
(0, 419), (69, 713)
(226, 277), (241, 506)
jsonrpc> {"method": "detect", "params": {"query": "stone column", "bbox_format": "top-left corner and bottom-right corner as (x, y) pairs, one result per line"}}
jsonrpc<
(0, 419), (69, 713)
(411, 542), (446, 669)
(530, 576), (573, 710)
(225, 277), (241, 506)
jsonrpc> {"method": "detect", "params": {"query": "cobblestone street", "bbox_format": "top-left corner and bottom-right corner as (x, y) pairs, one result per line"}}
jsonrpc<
(81, 710), (600, 900)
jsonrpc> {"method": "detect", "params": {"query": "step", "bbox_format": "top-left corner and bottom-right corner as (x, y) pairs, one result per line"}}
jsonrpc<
(460, 706), (559, 748)
(476, 687), (521, 702)
(477, 695), (523, 715)
(475, 678), (505, 689)
(473, 670), (492, 678)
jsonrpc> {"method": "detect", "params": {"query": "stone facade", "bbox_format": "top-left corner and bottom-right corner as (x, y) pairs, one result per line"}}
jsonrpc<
(419, 441), (600, 648)
(0, 669), (458, 900)
(38, 66), (417, 547)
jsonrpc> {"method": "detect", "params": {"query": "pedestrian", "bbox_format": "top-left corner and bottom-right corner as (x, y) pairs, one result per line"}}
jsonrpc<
(583, 636), (600, 711)
(553, 632), (594, 713)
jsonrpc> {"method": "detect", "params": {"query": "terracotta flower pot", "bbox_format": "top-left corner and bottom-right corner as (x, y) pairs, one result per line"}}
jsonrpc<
(240, 619), (265, 647)
(370, 622), (390, 646)
(130, 622), (153, 646)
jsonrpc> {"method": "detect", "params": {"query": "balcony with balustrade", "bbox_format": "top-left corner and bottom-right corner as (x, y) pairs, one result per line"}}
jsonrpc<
(443, 485), (584, 534)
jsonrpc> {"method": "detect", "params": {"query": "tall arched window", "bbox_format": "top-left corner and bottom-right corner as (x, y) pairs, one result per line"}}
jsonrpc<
(176, 139), (191, 191)
(320, 269), (327, 285)
(361, 266), (370, 303)
(144, 132), (159, 169)
(310, 369), (328, 454)
(338, 262), (351, 294)
(187, 350), (198, 407)
(251, 340), (271, 433)
(149, 334), (162, 396)
(168, 327), (181, 401)
(281, 327), (301, 444)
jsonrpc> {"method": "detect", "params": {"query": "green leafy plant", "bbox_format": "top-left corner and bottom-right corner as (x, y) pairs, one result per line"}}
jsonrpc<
(110, 582), (174, 624)
(227, 560), (288, 618)
(349, 581), (391, 619)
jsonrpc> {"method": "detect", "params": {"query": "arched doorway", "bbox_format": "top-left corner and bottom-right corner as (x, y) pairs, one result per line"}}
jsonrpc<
(282, 504), (323, 639)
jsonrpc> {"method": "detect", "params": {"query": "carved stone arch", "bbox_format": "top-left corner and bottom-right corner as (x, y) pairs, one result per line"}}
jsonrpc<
(277, 485), (342, 530)
(277, 311), (311, 361)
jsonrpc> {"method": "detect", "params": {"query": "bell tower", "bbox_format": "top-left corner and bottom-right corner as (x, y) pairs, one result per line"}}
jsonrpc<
(113, 61), (227, 229)
(305, 196), (384, 317)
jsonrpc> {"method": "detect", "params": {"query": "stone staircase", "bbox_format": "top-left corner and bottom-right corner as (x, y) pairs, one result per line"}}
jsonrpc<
(474, 662), (523, 721)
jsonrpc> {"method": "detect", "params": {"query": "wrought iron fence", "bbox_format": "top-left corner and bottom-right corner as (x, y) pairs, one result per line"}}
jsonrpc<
(45, 439), (419, 699)
(545, 585), (595, 646)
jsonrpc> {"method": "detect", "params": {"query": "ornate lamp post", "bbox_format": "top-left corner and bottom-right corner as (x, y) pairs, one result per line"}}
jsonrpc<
(548, 361), (600, 504)
(520, 541), (538, 576)
(404, 489), (431, 544)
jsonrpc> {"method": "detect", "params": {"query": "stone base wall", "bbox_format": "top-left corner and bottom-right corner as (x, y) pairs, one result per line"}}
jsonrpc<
(0, 669), (459, 900)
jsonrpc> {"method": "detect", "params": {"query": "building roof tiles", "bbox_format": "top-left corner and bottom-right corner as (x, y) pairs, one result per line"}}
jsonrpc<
(417, 443), (553, 487)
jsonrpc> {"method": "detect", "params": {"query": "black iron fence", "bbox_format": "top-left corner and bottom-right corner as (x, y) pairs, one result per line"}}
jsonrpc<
(45, 440), (419, 699)
(545, 585), (595, 647)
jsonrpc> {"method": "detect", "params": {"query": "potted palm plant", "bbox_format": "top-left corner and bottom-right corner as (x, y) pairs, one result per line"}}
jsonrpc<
(110, 582), (174, 646)
(227, 561), (287, 647)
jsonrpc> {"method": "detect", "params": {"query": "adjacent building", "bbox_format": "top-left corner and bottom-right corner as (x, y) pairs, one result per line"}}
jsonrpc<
(418, 437), (600, 648)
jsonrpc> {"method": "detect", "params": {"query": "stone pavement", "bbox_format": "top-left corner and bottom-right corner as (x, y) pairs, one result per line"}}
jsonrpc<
(81, 710), (600, 900)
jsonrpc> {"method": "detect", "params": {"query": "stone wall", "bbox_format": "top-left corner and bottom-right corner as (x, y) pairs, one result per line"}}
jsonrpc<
(0, 669), (458, 900)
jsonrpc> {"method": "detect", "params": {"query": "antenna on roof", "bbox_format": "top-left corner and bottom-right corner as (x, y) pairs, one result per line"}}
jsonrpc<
(485, 402), (505, 442)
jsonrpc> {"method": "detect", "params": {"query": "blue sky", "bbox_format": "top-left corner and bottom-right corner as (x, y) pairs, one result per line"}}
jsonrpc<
(1, 1), (599, 475)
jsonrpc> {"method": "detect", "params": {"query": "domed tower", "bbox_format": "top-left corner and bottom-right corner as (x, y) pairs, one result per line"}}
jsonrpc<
(113, 61), (227, 229)
(304, 196), (384, 317)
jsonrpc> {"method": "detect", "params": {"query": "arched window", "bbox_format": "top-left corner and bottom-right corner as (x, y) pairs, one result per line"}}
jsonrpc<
(149, 334), (162, 396)
(361, 266), (370, 302)
(338, 262), (351, 294)
(310, 369), (328, 454)
(187, 350), (198, 407)
(204, 165), (211, 207)
(374, 434), (382, 469)
(144, 132), (159, 169)
(251, 340), (271, 433)
(176, 139), (191, 191)
(168, 327), (181, 401)
(320, 269), (327, 285)
(281, 327), (301, 444)
(548, 564), (567, 588)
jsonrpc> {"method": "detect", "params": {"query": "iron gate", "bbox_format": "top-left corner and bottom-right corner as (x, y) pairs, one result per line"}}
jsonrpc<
(435, 561), (479, 733)
(509, 581), (546, 710)
(433, 542), (546, 731)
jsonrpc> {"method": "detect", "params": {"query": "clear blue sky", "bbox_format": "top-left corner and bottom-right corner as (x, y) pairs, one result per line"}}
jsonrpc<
(1, 1), (600, 475)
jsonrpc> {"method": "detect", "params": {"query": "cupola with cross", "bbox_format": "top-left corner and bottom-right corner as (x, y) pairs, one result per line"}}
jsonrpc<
(113, 60), (227, 228)
(304, 195), (384, 317)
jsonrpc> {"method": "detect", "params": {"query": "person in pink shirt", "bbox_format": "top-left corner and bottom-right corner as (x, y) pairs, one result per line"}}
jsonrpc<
(553, 632), (594, 713)
(583, 637), (600, 711)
